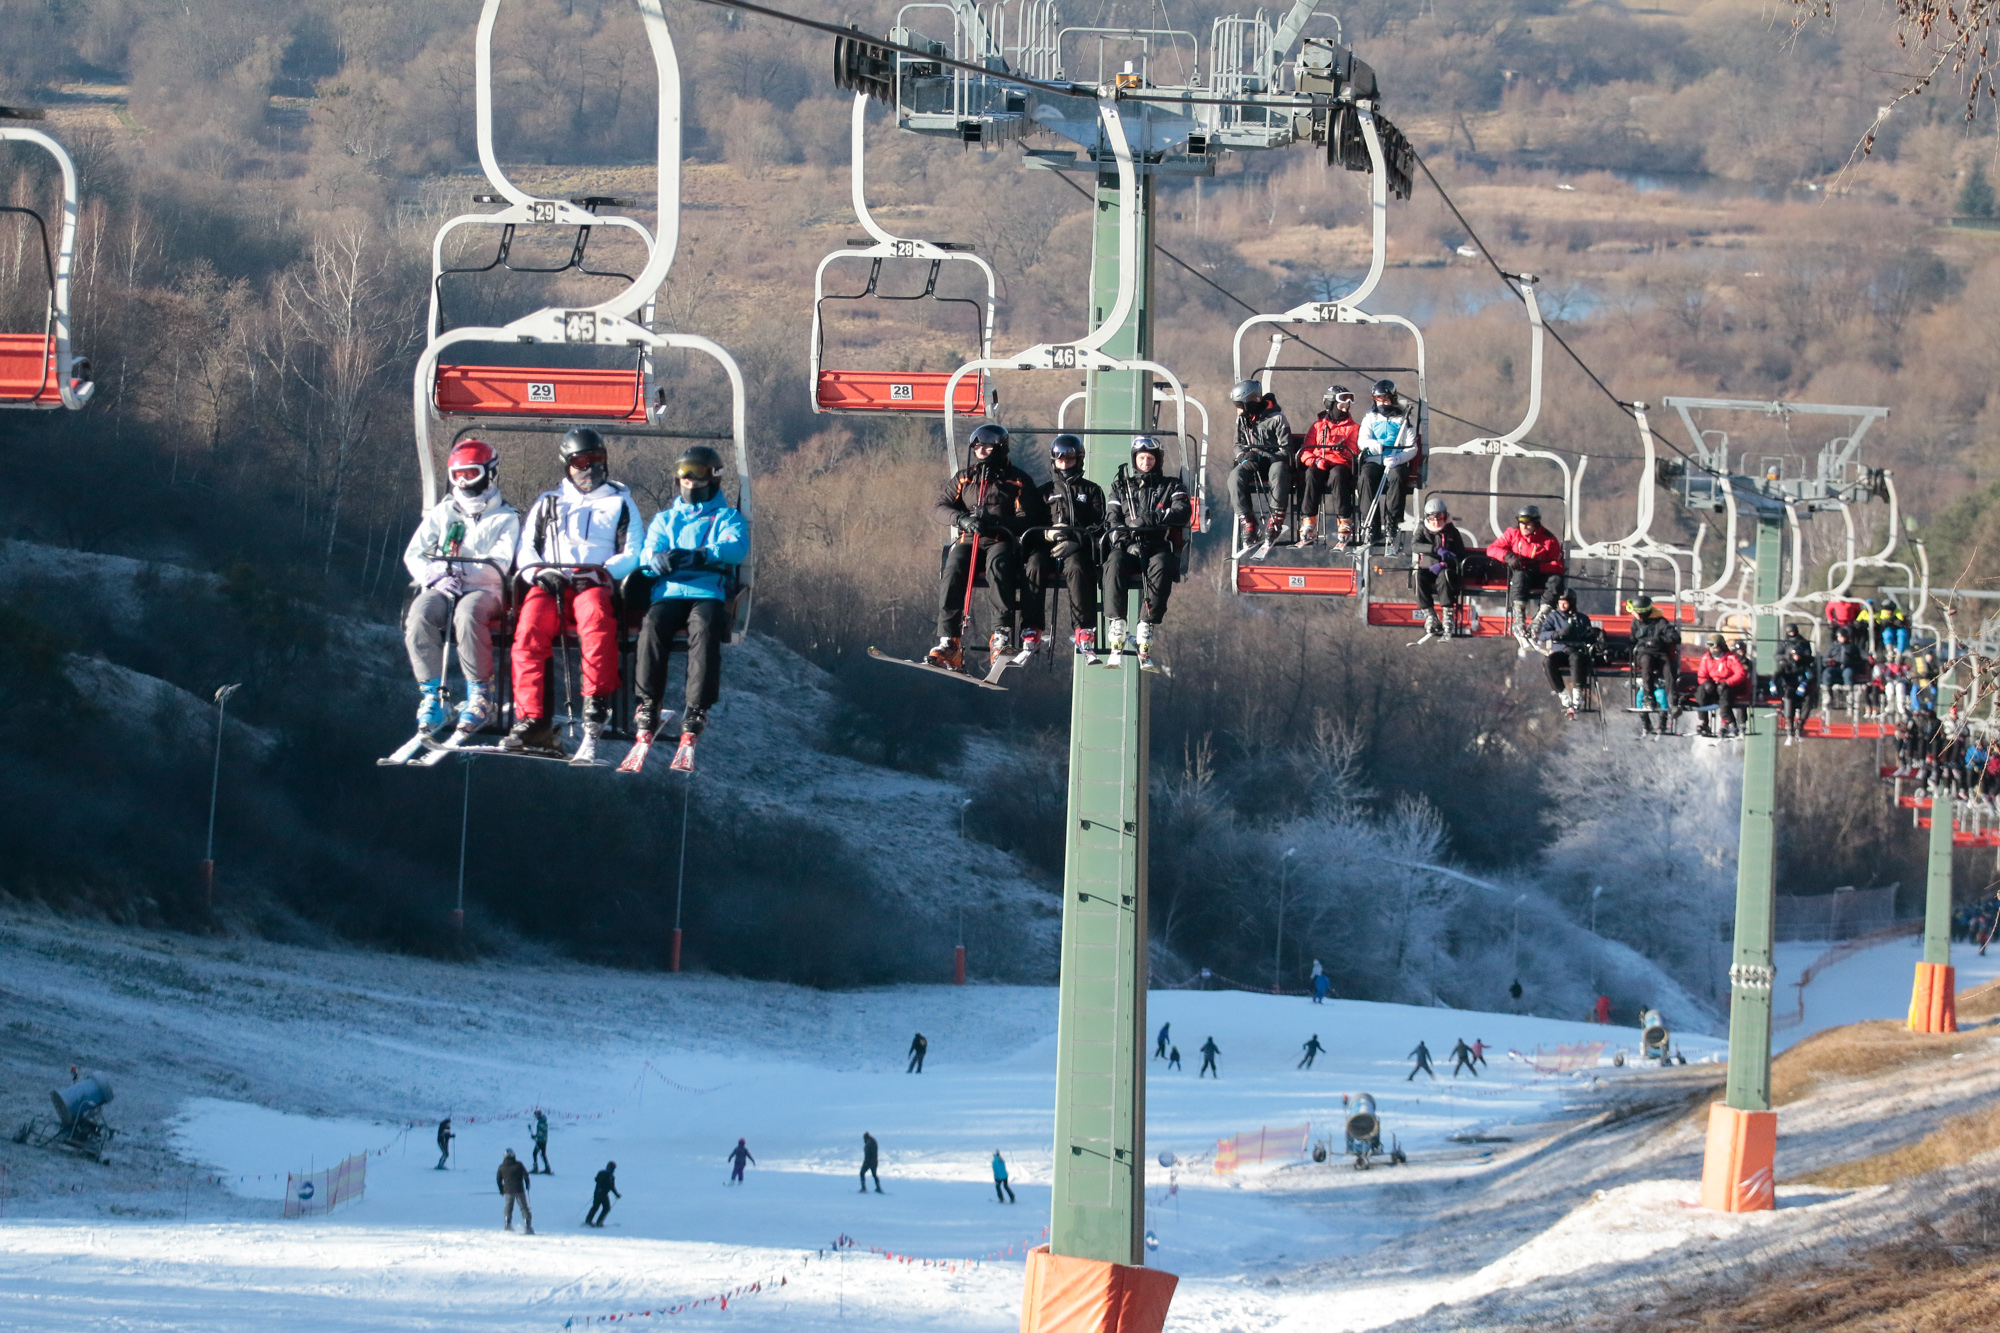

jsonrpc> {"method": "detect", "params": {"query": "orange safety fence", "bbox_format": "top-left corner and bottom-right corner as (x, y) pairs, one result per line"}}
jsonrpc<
(1212, 1124), (1309, 1175)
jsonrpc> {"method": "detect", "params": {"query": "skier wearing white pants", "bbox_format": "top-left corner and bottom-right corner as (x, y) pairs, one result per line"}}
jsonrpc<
(401, 439), (520, 737)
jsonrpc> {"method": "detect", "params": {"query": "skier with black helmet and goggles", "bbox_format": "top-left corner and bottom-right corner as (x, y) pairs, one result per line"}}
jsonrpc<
(399, 438), (521, 744)
(505, 427), (645, 757)
(927, 423), (1050, 673)
(1226, 378), (1295, 550)
(1026, 433), (1108, 660)
(1102, 435), (1190, 672)
(622, 445), (750, 774)
(1356, 380), (1417, 552)
(1484, 502), (1567, 622)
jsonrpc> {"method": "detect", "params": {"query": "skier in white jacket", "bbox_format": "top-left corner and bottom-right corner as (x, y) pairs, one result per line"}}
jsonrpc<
(504, 428), (643, 754)
(1355, 379), (1418, 553)
(401, 439), (520, 736)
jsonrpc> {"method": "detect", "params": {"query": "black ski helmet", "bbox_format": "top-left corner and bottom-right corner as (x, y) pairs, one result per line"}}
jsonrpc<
(1131, 434), (1165, 467)
(1517, 503), (1541, 523)
(1051, 433), (1084, 473)
(561, 426), (608, 491)
(1228, 378), (1264, 410)
(1372, 378), (1397, 400)
(1324, 385), (1354, 409)
(968, 422), (1010, 468)
(677, 445), (724, 502)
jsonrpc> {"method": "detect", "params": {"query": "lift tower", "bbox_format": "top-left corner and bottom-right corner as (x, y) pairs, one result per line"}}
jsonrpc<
(840, 5), (1407, 1326)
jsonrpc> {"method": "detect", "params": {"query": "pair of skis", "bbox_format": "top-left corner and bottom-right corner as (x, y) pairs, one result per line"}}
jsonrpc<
(867, 645), (1017, 691)
(615, 716), (696, 775)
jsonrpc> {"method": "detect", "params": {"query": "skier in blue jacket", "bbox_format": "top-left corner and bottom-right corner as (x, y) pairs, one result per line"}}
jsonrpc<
(631, 446), (751, 772)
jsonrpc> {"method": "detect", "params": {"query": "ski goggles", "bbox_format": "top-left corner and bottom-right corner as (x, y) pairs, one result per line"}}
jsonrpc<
(449, 464), (488, 485)
(567, 450), (608, 471)
(1328, 391), (1355, 403)
(676, 460), (717, 480)
(1423, 512), (1449, 527)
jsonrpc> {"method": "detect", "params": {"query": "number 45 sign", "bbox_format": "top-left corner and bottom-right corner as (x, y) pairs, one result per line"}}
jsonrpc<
(563, 311), (598, 342)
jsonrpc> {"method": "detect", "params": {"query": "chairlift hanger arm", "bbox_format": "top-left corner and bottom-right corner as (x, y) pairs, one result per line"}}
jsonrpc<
(0, 124), (91, 410)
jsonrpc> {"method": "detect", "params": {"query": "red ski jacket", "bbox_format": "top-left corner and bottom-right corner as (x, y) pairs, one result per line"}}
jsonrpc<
(1299, 414), (1360, 469)
(1485, 525), (1565, 573)
(1697, 651), (1747, 688)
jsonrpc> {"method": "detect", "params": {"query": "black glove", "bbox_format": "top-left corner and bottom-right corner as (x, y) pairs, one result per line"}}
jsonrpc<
(664, 549), (701, 573)
(954, 512), (980, 537)
(1504, 552), (1526, 570)
(533, 569), (567, 594)
(1111, 526), (1133, 548)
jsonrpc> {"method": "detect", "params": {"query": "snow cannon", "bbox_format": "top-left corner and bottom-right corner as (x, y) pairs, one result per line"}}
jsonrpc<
(52, 1076), (112, 1133)
(1345, 1096), (1379, 1145)
(1641, 1010), (1669, 1063)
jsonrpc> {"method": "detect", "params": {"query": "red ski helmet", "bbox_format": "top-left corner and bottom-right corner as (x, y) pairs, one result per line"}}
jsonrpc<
(447, 439), (497, 495)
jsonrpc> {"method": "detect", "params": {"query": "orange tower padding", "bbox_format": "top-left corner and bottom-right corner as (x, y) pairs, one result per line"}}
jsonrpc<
(1907, 961), (1958, 1033)
(1698, 1103), (1775, 1213)
(1020, 1247), (1177, 1333)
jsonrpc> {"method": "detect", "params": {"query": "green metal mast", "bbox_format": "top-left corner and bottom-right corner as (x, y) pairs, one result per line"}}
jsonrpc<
(1048, 166), (1156, 1267)
(1924, 678), (1957, 969)
(1723, 503), (1784, 1112)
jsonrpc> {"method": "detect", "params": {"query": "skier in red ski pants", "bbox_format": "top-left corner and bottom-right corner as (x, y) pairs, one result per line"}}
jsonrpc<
(512, 584), (620, 720)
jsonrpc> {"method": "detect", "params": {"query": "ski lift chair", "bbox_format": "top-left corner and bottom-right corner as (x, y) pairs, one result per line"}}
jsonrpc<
(406, 0), (754, 750)
(0, 109), (92, 411)
(810, 93), (996, 416)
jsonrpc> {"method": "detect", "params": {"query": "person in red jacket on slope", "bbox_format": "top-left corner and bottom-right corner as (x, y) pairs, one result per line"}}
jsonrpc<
(1485, 504), (1566, 619)
(1694, 634), (1749, 738)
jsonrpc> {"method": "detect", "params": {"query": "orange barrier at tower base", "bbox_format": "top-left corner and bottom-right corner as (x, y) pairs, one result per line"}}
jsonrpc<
(1020, 1247), (1176, 1333)
(1908, 961), (1957, 1033)
(1698, 1104), (1775, 1213)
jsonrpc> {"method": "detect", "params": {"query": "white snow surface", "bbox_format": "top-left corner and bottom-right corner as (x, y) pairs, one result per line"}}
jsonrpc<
(1772, 932), (2000, 1052)
(0, 920), (1739, 1332)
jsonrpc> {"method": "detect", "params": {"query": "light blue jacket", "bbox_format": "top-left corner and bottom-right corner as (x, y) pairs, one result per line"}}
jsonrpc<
(638, 494), (750, 602)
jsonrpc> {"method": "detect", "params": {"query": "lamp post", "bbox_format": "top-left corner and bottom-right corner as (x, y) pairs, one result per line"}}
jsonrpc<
(1274, 848), (1298, 994)
(202, 683), (243, 911)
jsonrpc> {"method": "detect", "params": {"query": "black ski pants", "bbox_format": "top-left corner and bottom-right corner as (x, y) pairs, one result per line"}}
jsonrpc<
(586, 1192), (613, 1225)
(1103, 537), (1176, 625)
(1026, 539), (1098, 633)
(532, 1141), (550, 1174)
(635, 598), (723, 717)
(1696, 681), (1746, 730)
(1545, 648), (1593, 693)
(994, 1178), (1015, 1203)
(1301, 462), (1356, 521)
(907, 1048), (925, 1073)
(1199, 1054), (1218, 1078)
(1230, 454), (1294, 526)
(860, 1163), (880, 1191)
(938, 536), (1029, 640)
(1505, 560), (1564, 611)
(1416, 563), (1461, 613)
(1776, 671), (1813, 728)
(1452, 1053), (1478, 1077)
(1357, 461), (1407, 540)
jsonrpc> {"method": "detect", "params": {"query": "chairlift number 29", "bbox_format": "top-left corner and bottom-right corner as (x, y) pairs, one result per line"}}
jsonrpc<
(563, 311), (598, 343)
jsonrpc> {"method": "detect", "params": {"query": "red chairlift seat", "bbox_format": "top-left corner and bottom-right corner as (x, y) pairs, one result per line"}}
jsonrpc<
(0, 332), (86, 406)
(815, 367), (984, 415)
(432, 360), (653, 423)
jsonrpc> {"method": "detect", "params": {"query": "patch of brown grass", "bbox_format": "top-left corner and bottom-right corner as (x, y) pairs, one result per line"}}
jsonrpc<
(1769, 1021), (1986, 1108)
(1790, 1103), (2000, 1188)
(1596, 1232), (2000, 1331)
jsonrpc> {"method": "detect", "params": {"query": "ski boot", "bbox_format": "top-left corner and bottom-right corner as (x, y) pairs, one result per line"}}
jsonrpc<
(1382, 533), (1401, 558)
(1237, 517), (1258, 552)
(925, 637), (964, 672)
(1105, 617), (1130, 666)
(1073, 626), (1102, 666)
(1298, 516), (1319, 546)
(502, 715), (562, 754)
(988, 628), (1013, 671)
(1135, 620), (1162, 673)
(575, 694), (615, 764)
(669, 707), (705, 773)
(417, 680), (450, 734)
(1016, 629), (1042, 660)
(1334, 517), (1355, 550)
(455, 681), (498, 736)
(1265, 516), (1286, 549)
(1422, 610), (1445, 640)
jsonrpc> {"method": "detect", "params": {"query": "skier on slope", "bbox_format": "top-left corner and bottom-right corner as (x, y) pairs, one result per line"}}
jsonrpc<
(1356, 380), (1418, 553)
(1227, 378), (1295, 549)
(585, 1161), (620, 1226)
(400, 439), (519, 740)
(1167, 1045), (1181, 1070)
(435, 1117), (455, 1170)
(928, 423), (1050, 671)
(1310, 959), (1328, 1005)
(1298, 1035), (1325, 1070)
(1469, 1038), (1489, 1068)
(627, 446), (750, 774)
(1101, 435), (1191, 672)
(1198, 1036), (1221, 1078)
(1297, 386), (1360, 547)
(1449, 1038), (1479, 1078)
(860, 1132), (882, 1193)
(727, 1138), (755, 1184)
(1025, 434), (1106, 661)
(505, 428), (643, 755)
(1155, 1022), (1171, 1060)
(907, 1033), (928, 1074)
(498, 1148), (534, 1232)
(531, 1109), (551, 1174)
(991, 1150), (1015, 1204)
(1407, 1040), (1435, 1080)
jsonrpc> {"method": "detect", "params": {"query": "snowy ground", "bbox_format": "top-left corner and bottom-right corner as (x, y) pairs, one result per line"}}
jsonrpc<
(1772, 932), (2000, 1052)
(3, 915), (1995, 1331)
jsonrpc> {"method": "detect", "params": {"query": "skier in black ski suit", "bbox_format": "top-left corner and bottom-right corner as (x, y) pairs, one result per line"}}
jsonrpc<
(1414, 496), (1468, 637)
(1298, 1035), (1324, 1070)
(1155, 1022), (1171, 1060)
(907, 1032), (928, 1074)
(531, 1109), (551, 1174)
(1167, 1045), (1181, 1069)
(929, 423), (1050, 670)
(727, 1138), (755, 1184)
(586, 1161), (620, 1226)
(1628, 596), (1681, 736)
(1407, 1041), (1435, 1080)
(1534, 590), (1600, 714)
(1198, 1036), (1221, 1078)
(1026, 433), (1107, 660)
(1776, 624), (1816, 740)
(1227, 379), (1295, 547)
(1102, 435), (1191, 670)
(435, 1117), (455, 1170)
(1449, 1038), (1479, 1077)
(860, 1132), (882, 1193)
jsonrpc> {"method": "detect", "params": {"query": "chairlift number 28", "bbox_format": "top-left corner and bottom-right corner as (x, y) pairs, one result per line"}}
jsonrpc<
(563, 311), (598, 342)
